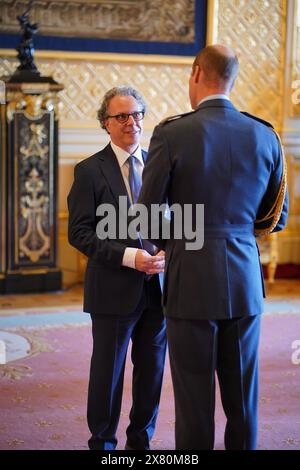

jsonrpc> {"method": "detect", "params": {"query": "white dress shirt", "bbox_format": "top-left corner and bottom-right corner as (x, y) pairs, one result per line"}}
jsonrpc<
(110, 141), (144, 269)
(197, 93), (230, 107)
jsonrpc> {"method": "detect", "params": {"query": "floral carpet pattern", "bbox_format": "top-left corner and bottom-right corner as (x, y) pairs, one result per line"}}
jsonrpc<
(0, 301), (300, 450)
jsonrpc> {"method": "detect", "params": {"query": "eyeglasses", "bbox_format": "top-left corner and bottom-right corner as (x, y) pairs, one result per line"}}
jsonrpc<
(106, 111), (145, 124)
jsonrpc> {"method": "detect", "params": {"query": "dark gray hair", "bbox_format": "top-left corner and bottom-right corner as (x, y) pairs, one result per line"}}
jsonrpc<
(97, 86), (146, 130)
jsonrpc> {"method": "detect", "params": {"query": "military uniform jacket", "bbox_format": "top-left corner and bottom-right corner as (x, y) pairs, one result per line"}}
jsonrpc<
(138, 99), (288, 320)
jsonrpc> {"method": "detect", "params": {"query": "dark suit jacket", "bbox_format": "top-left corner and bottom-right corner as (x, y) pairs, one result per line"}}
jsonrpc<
(67, 143), (161, 315)
(139, 99), (288, 320)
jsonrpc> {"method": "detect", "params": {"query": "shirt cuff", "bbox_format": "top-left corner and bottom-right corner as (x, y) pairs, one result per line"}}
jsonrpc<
(122, 247), (138, 269)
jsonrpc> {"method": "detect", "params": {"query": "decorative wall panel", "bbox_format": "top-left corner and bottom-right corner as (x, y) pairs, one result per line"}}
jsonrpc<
(0, 2), (287, 132)
(14, 113), (53, 266)
(5, 90), (59, 270)
(0, 56), (192, 128)
(217, 0), (286, 131)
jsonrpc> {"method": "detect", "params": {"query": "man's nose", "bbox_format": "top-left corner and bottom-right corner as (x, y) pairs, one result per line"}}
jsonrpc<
(127, 114), (135, 124)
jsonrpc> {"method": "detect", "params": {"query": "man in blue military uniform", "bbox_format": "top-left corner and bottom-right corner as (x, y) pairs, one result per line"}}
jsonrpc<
(138, 45), (288, 450)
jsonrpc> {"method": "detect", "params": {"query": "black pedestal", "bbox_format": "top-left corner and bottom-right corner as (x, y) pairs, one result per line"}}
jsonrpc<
(0, 76), (64, 294)
(0, 270), (62, 294)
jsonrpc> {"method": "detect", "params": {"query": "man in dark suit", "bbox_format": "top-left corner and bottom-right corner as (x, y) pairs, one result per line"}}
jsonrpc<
(67, 86), (166, 450)
(138, 45), (288, 450)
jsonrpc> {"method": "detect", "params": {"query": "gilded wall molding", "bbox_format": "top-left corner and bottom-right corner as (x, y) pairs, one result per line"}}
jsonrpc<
(0, 0), (195, 43)
(291, 0), (300, 116)
(0, 49), (194, 65)
(206, 0), (219, 44)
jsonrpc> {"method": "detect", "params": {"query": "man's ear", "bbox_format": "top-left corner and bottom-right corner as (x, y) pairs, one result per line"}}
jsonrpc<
(104, 120), (110, 134)
(193, 64), (201, 83)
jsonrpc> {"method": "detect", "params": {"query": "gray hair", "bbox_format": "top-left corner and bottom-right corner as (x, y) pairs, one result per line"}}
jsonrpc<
(97, 86), (146, 130)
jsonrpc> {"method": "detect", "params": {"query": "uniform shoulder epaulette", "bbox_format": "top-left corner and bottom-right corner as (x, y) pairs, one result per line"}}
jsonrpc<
(159, 109), (196, 125)
(240, 111), (274, 129)
(243, 112), (288, 237)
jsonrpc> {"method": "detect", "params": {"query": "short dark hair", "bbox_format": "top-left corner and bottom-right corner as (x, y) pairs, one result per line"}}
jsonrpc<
(193, 45), (239, 89)
(97, 86), (146, 130)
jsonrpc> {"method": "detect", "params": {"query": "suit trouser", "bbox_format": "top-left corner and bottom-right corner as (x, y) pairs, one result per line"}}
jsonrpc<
(87, 286), (166, 450)
(166, 315), (261, 450)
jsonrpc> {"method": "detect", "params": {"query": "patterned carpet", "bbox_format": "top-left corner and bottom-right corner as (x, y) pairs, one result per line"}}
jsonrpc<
(0, 300), (300, 450)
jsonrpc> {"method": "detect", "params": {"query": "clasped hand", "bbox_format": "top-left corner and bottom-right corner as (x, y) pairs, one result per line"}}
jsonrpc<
(135, 249), (165, 274)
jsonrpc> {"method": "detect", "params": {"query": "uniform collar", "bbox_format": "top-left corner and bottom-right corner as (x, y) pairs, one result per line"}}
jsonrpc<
(197, 94), (230, 107)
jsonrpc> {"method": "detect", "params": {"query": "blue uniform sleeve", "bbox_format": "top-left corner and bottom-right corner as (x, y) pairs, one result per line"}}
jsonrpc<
(255, 135), (288, 234)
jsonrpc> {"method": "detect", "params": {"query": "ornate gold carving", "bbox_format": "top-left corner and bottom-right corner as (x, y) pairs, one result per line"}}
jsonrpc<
(6, 91), (60, 122)
(7, 101), (57, 268)
(24, 95), (44, 119)
(0, 0), (195, 43)
(7, 93), (26, 123)
(20, 123), (49, 158)
(217, 0), (286, 131)
(17, 120), (51, 263)
(19, 167), (50, 263)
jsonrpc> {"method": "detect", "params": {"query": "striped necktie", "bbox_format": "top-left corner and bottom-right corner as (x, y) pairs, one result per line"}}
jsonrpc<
(128, 154), (141, 205)
(128, 155), (155, 255)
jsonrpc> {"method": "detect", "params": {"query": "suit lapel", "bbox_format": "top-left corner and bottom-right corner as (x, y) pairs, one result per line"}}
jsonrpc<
(98, 144), (147, 249)
(98, 143), (130, 207)
(142, 149), (148, 165)
(98, 144), (148, 204)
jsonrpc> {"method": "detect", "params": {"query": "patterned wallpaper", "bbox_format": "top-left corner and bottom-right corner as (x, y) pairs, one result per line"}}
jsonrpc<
(0, 1), (286, 131)
(0, 55), (192, 129)
(217, 0), (286, 131)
